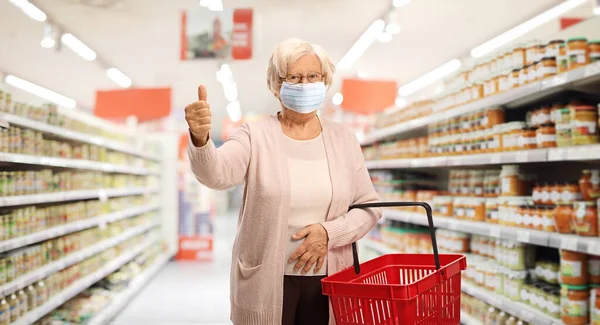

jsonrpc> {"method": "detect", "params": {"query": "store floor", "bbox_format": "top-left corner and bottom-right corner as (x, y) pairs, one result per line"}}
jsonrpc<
(112, 212), (238, 325)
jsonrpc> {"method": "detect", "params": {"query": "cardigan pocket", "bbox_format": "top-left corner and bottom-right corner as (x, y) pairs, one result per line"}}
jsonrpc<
(234, 258), (269, 311)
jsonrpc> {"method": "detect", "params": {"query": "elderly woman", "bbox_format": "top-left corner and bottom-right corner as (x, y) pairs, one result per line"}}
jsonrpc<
(185, 38), (382, 325)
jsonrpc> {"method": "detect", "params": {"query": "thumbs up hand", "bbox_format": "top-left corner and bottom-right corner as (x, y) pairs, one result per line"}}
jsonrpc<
(186, 85), (212, 147)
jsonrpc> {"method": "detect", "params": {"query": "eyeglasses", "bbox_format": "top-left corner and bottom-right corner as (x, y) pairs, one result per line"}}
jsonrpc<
(283, 72), (323, 84)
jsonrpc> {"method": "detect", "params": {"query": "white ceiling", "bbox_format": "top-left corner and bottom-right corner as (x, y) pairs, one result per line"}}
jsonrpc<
(0, 0), (589, 136)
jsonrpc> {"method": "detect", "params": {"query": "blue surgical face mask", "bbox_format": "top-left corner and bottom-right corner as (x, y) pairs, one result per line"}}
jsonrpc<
(279, 82), (326, 114)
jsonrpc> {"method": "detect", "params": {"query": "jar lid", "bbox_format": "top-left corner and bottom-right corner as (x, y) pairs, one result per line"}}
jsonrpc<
(572, 105), (596, 111)
(559, 43), (565, 48)
(567, 37), (588, 43)
(549, 39), (565, 45)
(539, 123), (555, 128)
(541, 56), (557, 62)
(522, 126), (538, 131)
(512, 68), (521, 73)
(561, 284), (589, 290)
(589, 40), (600, 45)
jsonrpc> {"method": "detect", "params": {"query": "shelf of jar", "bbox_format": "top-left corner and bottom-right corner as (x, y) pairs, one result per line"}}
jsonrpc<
(461, 282), (561, 325)
(383, 209), (600, 255)
(0, 113), (161, 162)
(0, 187), (159, 208)
(0, 152), (158, 176)
(0, 203), (160, 254)
(365, 144), (600, 169)
(0, 222), (159, 298)
(460, 311), (483, 325)
(12, 238), (161, 325)
(86, 250), (174, 325)
(361, 62), (600, 146)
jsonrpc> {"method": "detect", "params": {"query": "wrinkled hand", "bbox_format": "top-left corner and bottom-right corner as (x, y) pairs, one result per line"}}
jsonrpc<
(288, 224), (329, 274)
(185, 85), (212, 147)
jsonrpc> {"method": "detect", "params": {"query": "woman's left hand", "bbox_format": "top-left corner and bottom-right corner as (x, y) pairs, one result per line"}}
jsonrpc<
(288, 224), (329, 274)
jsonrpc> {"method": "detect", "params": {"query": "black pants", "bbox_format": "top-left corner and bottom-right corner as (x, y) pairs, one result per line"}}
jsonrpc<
(282, 275), (329, 325)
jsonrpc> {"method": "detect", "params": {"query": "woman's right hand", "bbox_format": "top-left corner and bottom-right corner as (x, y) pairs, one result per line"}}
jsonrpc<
(185, 85), (212, 147)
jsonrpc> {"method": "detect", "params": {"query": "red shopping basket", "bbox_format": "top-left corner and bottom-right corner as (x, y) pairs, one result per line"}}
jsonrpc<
(322, 202), (467, 325)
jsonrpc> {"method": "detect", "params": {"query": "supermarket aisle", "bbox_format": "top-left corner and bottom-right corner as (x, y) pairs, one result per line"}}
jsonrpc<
(111, 212), (238, 325)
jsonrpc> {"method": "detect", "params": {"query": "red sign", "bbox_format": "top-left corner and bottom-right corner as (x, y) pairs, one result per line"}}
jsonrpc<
(231, 9), (253, 60)
(95, 87), (172, 122)
(341, 78), (397, 114)
(176, 236), (213, 261)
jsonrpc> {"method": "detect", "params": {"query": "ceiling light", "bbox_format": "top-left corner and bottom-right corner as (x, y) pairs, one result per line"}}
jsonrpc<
(377, 32), (393, 43)
(8, 0), (46, 22)
(332, 92), (344, 105)
(40, 38), (55, 48)
(385, 23), (401, 35)
(5, 74), (76, 109)
(594, 0), (600, 15)
(395, 97), (407, 108)
(357, 71), (368, 78)
(470, 0), (587, 58)
(223, 82), (238, 102)
(226, 101), (242, 122)
(393, 0), (411, 8)
(337, 19), (385, 69)
(398, 59), (461, 97)
(106, 68), (132, 88)
(41, 23), (57, 49)
(61, 33), (97, 61)
(200, 0), (223, 11)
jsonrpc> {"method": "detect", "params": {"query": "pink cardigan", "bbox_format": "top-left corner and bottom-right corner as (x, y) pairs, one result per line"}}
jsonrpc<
(188, 115), (382, 325)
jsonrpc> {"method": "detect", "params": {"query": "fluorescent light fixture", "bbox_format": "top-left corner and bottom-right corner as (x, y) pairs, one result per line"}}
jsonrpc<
(398, 59), (461, 97)
(337, 19), (385, 69)
(5, 74), (76, 109)
(226, 101), (242, 122)
(393, 0), (411, 8)
(216, 64), (233, 83)
(199, 0), (223, 11)
(395, 97), (407, 108)
(40, 37), (55, 48)
(470, 0), (587, 58)
(223, 82), (238, 102)
(385, 23), (401, 34)
(61, 33), (97, 61)
(8, 0), (46, 22)
(357, 71), (368, 78)
(594, 0), (600, 15)
(332, 92), (344, 105)
(106, 68), (132, 88)
(377, 32), (393, 43)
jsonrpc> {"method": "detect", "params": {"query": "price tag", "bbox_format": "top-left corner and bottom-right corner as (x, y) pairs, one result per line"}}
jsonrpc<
(584, 62), (600, 77)
(548, 148), (566, 161)
(489, 227), (501, 238)
(98, 190), (108, 203)
(561, 237), (578, 251)
(490, 154), (502, 164)
(517, 231), (531, 243)
(516, 151), (528, 163)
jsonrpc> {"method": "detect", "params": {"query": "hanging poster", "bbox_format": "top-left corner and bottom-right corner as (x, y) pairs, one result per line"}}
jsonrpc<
(180, 8), (253, 60)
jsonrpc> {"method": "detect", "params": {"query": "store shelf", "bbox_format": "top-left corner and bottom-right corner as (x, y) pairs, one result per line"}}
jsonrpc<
(385, 210), (600, 255)
(366, 144), (600, 169)
(13, 238), (160, 325)
(461, 282), (561, 325)
(0, 112), (161, 162)
(460, 311), (482, 325)
(0, 152), (157, 175)
(0, 221), (159, 297)
(87, 250), (174, 325)
(362, 62), (600, 145)
(0, 187), (158, 207)
(0, 203), (160, 253)
(361, 237), (397, 255)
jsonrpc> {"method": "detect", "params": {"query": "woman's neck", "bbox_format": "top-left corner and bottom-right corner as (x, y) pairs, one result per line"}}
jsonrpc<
(278, 109), (322, 140)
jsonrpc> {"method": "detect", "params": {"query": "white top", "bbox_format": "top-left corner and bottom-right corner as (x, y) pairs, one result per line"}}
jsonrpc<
(283, 133), (332, 276)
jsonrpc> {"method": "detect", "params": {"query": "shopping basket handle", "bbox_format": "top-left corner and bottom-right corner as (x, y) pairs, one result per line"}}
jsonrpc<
(349, 201), (441, 275)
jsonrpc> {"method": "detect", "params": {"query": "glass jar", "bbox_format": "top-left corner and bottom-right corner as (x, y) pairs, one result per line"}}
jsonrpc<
(502, 122), (527, 151)
(559, 44), (569, 73)
(519, 65), (529, 86)
(433, 196), (453, 217)
(561, 183), (580, 205)
(501, 165), (524, 196)
(554, 204), (574, 234)
(590, 257), (600, 285)
(486, 198), (499, 223)
(571, 105), (599, 146)
(518, 126), (537, 150)
(536, 123), (557, 148)
(557, 107), (573, 147)
(546, 39), (565, 60)
(561, 285), (590, 325)
(590, 40), (600, 63)
(568, 37), (589, 70)
(509, 69), (520, 89)
(550, 183), (563, 206)
(529, 61), (540, 83)
(561, 250), (589, 286)
(572, 201), (598, 236)
(513, 46), (526, 68)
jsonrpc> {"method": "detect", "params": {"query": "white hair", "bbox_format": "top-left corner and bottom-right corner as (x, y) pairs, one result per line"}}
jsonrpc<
(266, 38), (335, 96)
